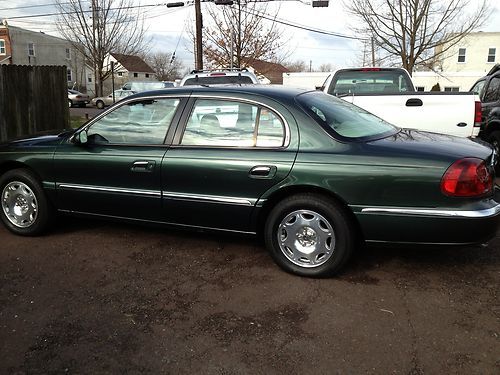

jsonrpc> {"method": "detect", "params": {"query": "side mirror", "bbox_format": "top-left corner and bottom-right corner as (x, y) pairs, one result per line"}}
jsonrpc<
(76, 130), (88, 144)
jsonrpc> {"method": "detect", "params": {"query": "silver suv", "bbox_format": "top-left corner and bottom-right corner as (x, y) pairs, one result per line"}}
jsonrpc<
(179, 68), (259, 86)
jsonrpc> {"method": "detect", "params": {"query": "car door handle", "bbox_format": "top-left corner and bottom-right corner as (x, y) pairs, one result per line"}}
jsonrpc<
(131, 160), (155, 173)
(406, 98), (423, 107)
(249, 165), (277, 179)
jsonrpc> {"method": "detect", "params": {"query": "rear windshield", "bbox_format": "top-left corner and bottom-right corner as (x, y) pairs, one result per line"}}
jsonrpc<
(296, 91), (398, 141)
(183, 75), (255, 86)
(328, 69), (413, 95)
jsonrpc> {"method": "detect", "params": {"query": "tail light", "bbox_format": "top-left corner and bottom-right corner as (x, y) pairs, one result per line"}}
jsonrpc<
(361, 68), (381, 71)
(76, 95), (82, 99)
(474, 101), (482, 127)
(441, 158), (493, 197)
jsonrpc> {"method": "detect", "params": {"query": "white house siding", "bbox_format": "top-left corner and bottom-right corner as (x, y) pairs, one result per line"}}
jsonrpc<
(413, 32), (500, 91)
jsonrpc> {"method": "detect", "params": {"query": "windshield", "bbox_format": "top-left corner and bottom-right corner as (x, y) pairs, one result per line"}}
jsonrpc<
(328, 69), (413, 95)
(296, 91), (398, 140)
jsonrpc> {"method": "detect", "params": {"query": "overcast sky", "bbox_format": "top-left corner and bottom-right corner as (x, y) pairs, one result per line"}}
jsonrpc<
(1, 0), (499, 71)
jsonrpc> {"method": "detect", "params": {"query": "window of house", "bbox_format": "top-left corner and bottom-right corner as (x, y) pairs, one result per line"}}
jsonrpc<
(67, 68), (73, 82)
(87, 98), (180, 144)
(88, 75), (92, 83)
(145, 73), (150, 78)
(0, 39), (5, 55)
(488, 48), (496, 63)
(117, 72), (123, 77)
(181, 99), (285, 147)
(133, 73), (138, 78)
(444, 87), (459, 92)
(65, 48), (71, 60)
(415, 86), (425, 92)
(27, 42), (35, 57)
(457, 48), (466, 63)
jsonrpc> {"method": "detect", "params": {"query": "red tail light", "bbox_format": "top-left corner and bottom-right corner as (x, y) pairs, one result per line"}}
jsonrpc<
(474, 101), (482, 127)
(441, 158), (492, 197)
(361, 68), (381, 71)
(76, 95), (82, 99)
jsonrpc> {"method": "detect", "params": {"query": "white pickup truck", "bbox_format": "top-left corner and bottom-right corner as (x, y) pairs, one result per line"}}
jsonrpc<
(321, 68), (482, 138)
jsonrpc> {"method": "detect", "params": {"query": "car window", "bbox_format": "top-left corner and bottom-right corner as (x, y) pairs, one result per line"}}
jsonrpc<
(181, 99), (285, 147)
(296, 91), (397, 140)
(329, 70), (412, 95)
(470, 79), (486, 99)
(87, 98), (180, 145)
(483, 77), (500, 103)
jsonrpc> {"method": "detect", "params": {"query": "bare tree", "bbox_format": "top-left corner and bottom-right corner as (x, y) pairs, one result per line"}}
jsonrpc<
(55, 0), (150, 96)
(200, 1), (287, 68)
(146, 52), (185, 81)
(283, 60), (308, 72)
(318, 63), (334, 72)
(344, 0), (491, 74)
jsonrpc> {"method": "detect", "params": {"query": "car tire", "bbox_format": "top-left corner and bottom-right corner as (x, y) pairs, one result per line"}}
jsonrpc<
(264, 193), (355, 277)
(487, 130), (500, 173)
(0, 169), (53, 236)
(96, 101), (105, 109)
(68, 100), (73, 108)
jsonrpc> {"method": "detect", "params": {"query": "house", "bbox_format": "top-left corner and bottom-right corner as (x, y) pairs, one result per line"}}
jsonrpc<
(106, 53), (155, 84)
(242, 58), (289, 84)
(412, 32), (500, 91)
(0, 20), (88, 92)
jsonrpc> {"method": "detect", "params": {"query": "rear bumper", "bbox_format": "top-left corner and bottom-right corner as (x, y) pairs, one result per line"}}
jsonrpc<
(354, 200), (500, 245)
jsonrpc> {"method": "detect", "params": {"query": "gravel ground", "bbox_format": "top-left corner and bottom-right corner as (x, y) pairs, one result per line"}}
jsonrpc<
(0, 217), (499, 374)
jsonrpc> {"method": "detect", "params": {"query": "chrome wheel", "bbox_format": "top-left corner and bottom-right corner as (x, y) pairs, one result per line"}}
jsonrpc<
(1, 181), (38, 228)
(278, 209), (335, 268)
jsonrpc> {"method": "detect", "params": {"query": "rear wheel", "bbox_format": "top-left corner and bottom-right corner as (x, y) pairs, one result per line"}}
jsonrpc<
(264, 194), (355, 277)
(96, 100), (105, 109)
(68, 99), (73, 108)
(0, 169), (53, 236)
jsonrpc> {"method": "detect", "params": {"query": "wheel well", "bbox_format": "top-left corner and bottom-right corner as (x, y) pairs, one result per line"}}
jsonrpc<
(0, 161), (40, 181)
(484, 121), (500, 138)
(256, 185), (363, 240)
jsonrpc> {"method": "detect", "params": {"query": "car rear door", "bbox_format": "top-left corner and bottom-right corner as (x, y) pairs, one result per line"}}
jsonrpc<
(160, 94), (299, 232)
(54, 95), (187, 221)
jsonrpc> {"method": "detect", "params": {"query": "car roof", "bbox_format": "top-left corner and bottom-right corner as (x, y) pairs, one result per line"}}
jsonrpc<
(130, 85), (311, 101)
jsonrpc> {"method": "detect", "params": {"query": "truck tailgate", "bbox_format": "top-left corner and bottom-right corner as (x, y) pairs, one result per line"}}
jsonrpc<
(343, 93), (478, 137)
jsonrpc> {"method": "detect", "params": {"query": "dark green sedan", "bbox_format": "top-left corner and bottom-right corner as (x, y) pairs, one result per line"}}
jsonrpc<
(1, 86), (499, 277)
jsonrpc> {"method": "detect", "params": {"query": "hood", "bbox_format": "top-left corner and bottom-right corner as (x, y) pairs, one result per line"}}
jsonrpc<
(0, 129), (74, 148)
(365, 129), (493, 166)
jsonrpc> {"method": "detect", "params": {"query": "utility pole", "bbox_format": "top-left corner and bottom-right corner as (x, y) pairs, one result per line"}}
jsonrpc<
(371, 37), (375, 66)
(195, 0), (203, 70)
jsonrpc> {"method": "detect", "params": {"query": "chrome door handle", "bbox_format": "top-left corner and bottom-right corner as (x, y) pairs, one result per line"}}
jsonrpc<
(131, 160), (155, 173)
(249, 165), (277, 179)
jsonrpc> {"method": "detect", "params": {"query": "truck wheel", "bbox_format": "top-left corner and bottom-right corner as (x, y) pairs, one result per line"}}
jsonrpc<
(264, 194), (355, 277)
(0, 169), (53, 236)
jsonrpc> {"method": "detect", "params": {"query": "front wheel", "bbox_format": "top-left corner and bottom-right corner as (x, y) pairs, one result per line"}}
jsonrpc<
(96, 100), (105, 109)
(0, 169), (53, 236)
(264, 194), (356, 277)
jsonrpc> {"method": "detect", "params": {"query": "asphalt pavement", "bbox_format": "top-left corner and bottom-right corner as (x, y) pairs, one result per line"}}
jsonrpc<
(0, 217), (498, 374)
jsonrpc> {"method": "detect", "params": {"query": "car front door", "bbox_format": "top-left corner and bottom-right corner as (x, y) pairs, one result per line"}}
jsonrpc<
(54, 96), (186, 221)
(160, 95), (298, 233)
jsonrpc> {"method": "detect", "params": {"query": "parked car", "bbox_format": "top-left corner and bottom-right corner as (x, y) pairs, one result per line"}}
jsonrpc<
(470, 64), (500, 152)
(320, 68), (481, 138)
(0, 86), (499, 277)
(91, 90), (137, 109)
(68, 89), (90, 108)
(179, 68), (259, 86)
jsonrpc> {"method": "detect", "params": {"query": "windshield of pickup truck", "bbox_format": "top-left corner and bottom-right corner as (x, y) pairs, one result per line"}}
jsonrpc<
(296, 91), (398, 140)
(328, 69), (413, 96)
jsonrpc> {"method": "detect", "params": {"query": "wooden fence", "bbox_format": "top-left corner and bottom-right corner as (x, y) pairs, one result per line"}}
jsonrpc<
(0, 65), (69, 142)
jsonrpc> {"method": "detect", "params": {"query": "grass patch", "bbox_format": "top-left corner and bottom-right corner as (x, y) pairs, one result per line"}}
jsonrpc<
(70, 116), (88, 129)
